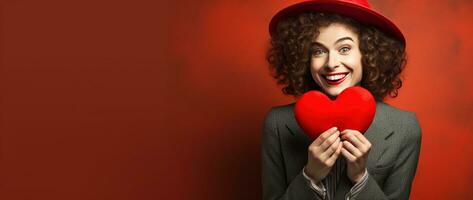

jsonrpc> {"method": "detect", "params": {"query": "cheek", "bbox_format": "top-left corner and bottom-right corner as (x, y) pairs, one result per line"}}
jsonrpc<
(309, 60), (324, 85)
(347, 54), (363, 81)
(355, 59), (363, 81)
(310, 58), (324, 73)
(354, 66), (363, 83)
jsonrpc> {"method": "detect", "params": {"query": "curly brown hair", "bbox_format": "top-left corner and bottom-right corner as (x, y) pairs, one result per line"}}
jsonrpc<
(266, 12), (407, 101)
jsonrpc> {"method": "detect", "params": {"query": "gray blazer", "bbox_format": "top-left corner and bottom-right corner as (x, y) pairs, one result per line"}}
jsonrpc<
(261, 101), (422, 200)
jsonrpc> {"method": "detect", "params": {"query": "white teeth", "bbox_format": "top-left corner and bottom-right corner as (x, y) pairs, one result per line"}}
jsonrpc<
(325, 74), (347, 81)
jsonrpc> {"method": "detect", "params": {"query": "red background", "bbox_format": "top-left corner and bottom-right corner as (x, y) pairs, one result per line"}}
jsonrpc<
(1, 0), (472, 199)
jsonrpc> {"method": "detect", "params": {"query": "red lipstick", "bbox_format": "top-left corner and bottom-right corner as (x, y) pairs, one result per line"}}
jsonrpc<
(323, 72), (349, 85)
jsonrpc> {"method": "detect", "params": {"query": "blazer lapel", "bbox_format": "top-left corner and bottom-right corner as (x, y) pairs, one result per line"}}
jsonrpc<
(285, 108), (309, 139)
(364, 102), (394, 170)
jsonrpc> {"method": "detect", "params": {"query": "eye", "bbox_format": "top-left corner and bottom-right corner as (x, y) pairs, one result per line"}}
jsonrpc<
(339, 46), (351, 54)
(312, 48), (326, 57)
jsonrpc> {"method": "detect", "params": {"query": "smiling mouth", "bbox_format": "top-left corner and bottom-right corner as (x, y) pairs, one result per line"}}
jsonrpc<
(322, 72), (349, 85)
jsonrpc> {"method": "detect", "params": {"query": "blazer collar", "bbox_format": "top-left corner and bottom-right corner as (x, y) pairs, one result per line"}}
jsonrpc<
(285, 102), (394, 141)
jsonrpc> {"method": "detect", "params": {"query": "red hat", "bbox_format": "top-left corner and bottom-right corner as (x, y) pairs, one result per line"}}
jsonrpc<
(268, 0), (406, 45)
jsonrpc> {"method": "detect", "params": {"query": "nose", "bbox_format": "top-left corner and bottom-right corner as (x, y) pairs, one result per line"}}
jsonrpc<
(325, 52), (341, 70)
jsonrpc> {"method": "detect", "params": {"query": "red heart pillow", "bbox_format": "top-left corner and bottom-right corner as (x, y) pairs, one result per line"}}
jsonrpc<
(294, 86), (376, 140)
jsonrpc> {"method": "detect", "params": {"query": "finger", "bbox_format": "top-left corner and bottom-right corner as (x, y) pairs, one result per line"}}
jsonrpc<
(350, 130), (370, 145)
(341, 130), (364, 148)
(342, 141), (362, 158)
(325, 142), (342, 166)
(341, 146), (356, 162)
(343, 130), (370, 147)
(321, 137), (340, 159)
(319, 130), (340, 151)
(313, 127), (338, 146)
(351, 131), (371, 153)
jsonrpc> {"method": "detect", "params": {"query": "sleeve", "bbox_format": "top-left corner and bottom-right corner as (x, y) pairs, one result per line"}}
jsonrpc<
(261, 108), (325, 200)
(354, 113), (422, 200)
(345, 168), (369, 200)
(302, 166), (327, 198)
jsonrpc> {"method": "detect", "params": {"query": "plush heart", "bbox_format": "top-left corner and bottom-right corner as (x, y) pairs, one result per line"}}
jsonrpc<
(294, 86), (376, 140)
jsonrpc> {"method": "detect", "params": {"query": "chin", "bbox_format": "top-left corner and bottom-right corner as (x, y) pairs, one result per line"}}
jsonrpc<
(324, 85), (350, 98)
(326, 89), (343, 98)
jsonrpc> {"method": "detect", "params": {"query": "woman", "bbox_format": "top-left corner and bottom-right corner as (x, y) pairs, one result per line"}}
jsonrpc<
(262, 0), (422, 200)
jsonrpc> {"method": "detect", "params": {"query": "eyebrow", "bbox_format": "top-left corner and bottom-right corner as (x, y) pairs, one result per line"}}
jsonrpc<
(312, 37), (354, 48)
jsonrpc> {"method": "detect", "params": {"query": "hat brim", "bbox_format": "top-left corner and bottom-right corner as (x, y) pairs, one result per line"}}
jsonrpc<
(269, 0), (406, 46)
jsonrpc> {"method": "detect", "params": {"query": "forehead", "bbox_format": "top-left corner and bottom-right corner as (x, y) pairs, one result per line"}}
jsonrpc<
(314, 23), (359, 44)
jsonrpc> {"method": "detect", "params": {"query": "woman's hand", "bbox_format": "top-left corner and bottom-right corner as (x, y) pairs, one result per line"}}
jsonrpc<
(305, 127), (343, 183)
(340, 129), (372, 183)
